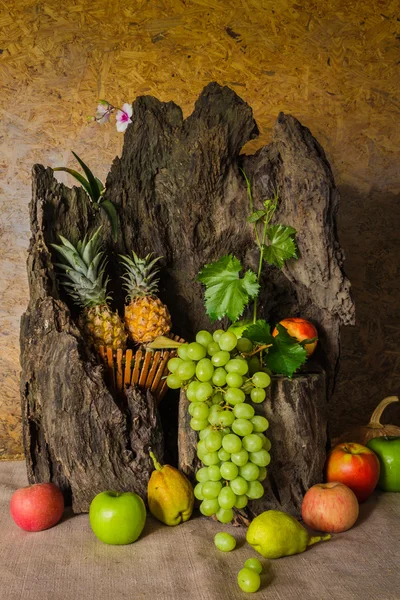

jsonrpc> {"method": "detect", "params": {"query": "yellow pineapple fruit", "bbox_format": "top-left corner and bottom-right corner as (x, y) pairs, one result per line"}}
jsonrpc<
(52, 228), (127, 352)
(120, 251), (172, 344)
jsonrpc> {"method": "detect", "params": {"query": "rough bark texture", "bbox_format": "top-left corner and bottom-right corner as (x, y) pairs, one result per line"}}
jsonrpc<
(179, 371), (327, 520)
(21, 82), (354, 515)
(20, 168), (164, 513)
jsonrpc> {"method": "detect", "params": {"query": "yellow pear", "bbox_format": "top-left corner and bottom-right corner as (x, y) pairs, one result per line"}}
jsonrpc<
(147, 451), (194, 526)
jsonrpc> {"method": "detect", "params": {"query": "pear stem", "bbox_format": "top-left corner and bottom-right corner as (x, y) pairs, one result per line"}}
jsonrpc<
(149, 451), (163, 471)
(308, 533), (331, 546)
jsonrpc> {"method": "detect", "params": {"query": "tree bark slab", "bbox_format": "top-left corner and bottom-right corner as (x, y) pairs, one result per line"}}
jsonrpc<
(21, 82), (353, 515)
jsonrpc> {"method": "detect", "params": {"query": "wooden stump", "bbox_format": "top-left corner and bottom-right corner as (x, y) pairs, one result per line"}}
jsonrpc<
(20, 82), (354, 514)
(179, 370), (327, 520)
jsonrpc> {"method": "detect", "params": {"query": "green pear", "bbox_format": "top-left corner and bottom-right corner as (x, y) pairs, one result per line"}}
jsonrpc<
(246, 510), (331, 559)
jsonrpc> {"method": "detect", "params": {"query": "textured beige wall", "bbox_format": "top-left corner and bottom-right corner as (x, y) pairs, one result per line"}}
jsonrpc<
(1, 0), (399, 457)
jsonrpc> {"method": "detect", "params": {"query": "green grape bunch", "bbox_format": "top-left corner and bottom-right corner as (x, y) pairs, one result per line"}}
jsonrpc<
(166, 328), (272, 524)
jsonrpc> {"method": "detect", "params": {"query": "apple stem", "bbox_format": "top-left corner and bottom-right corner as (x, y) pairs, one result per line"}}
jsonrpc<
(149, 451), (163, 471)
(308, 534), (331, 546)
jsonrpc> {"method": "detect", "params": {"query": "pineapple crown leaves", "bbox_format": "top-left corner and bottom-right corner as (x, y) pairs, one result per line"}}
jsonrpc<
(119, 251), (163, 300)
(51, 227), (112, 308)
(53, 151), (118, 242)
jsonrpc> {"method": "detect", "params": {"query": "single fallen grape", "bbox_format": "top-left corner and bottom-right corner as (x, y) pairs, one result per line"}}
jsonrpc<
(214, 532), (237, 552)
(237, 567), (261, 593)
(244, 558), (263, 574)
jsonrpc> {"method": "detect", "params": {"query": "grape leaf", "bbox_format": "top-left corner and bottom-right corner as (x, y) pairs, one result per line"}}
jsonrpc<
(262, 225), (297, 269)
(264, 323), (307, 377)
(197, 255), (259, 322)
(243, 320), (273, 345)
(247, 210), (266, 223)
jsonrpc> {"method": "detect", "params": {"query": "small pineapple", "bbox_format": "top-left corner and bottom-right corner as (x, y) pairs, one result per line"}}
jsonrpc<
(120, 251), (172, 344)
(52, 228), (127, 352)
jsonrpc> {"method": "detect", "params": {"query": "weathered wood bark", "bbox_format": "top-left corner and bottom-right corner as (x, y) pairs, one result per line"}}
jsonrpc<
(21, 82), (354, 516)
(20, 169), (164, 513)
(179, 371), (327, 520)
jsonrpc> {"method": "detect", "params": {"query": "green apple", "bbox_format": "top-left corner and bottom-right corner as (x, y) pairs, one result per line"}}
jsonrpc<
(89, 491), (146, 545)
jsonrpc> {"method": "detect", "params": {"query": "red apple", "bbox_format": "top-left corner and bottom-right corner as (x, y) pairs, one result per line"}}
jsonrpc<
(272, 317), (318, 357)
(10, 483), (64, 532)
(325, 442), (380, 502)
(302, 482), (359, 532)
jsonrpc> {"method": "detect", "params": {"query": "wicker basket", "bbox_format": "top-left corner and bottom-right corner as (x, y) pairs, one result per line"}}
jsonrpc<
(98, 335), (185, 403)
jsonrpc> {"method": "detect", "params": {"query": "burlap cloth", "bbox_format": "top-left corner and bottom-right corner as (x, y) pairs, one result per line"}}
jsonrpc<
(1, 461), (399, 600)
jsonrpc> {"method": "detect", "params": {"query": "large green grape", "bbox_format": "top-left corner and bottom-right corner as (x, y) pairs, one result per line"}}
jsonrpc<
(230, 476), (249, 496)
(196, 358), (214, 382)
(176, 360), (196, 381)
(196, 467), (210, 483)
(204, 430), (223, 452)
(187, 342), (207, 361)
(232, 418), (253, 436)
(242, 434), (263, 453)
(226, 372), (244, 388)
(216, 507), (234, 524)
(230, 449), (249, 467)
(166, 374), (183, 389)
(211, 351), (231, 367)
(249, 449), (271, 467)
(218, 486), (237, 509)
(195, 382), (213, 401)
(202, 481), (223, 499)
(200, 498), (219, 516)
(237, 568), (261, 593)
(246, 480), (264, 499)
(191, 402), (210, 420)
(225, 358), (249, 375)
(233, 403), (255, 420)
(219, 461), (239, 481)
(222, 434), (242, 454)
(212, 367), (227, 387)
(177, 343), (190, 360)
(225, 388), (245, 406)
(236, 337), (253, 353)
(252, 371), (271, 389)
(218, 332), (238, 352)
(196, 330), (213, 347)
(251, 416), (269, 432)
(239, 462), (259, 482)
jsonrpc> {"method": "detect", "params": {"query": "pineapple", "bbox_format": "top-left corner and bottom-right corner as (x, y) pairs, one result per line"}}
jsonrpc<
(52, 228), (127, 352)
(120, 251), (172, 344)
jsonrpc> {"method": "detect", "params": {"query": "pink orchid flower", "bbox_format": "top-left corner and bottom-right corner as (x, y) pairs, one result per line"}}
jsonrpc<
(116, 103), (133, 132)
(95, 100), (114, 124)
